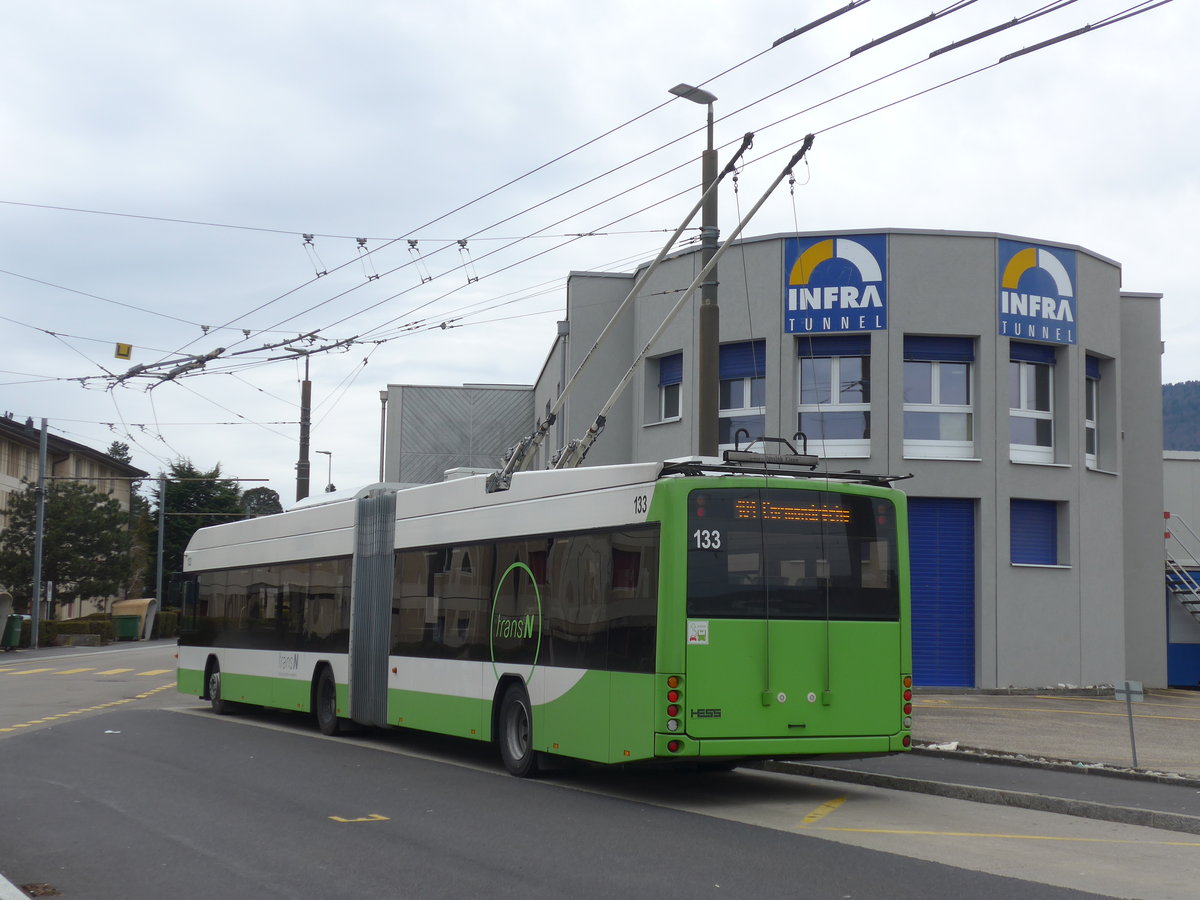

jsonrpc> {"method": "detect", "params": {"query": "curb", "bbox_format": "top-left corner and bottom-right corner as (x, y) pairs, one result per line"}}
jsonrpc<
(914, 743), (1200, 789)
(750, 758), (1200, 836)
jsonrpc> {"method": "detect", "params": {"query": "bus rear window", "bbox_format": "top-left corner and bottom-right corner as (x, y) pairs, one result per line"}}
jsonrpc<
(687, 488), (899, 621)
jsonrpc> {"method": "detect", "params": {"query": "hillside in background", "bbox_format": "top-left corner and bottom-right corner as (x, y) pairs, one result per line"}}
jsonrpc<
(1164, 382), (1200, 450)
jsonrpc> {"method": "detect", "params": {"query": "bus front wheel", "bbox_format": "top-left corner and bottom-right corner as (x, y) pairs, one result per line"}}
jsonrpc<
(497, 684), (539, 777)
(315, 668), (342, 736)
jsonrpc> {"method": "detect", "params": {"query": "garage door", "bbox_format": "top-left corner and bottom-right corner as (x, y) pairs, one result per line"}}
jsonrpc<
(908, 498), (975, 687)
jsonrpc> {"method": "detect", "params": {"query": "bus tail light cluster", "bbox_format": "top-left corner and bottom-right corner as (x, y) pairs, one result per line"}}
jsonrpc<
(665, 675), (683, 750)
(901, 674), (913, 746)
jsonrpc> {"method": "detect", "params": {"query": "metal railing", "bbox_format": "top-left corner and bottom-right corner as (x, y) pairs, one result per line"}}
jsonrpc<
(1165, 511), (1200, 622)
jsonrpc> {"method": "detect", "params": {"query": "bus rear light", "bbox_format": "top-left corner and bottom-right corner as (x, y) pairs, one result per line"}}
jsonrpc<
(667, 689), (680, 703)
(667, 740), (682, 753)
(903, 716), (913, 728)
(667, 704), (680, 717)
(666, 675), (681, 689)
(902, 735), (911, 748)
(903, 675), (912, 688)
(903, 689), (912, 702)
(666, 719), (680, 732)
(903, 702), (912, 715)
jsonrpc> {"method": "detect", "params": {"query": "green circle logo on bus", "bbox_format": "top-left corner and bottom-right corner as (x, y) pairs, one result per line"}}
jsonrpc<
(489, 561), (543, 682)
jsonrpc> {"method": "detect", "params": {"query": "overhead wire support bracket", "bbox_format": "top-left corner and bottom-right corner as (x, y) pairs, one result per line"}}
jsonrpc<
(553, 133), (815, 472)
(484, 131), (756, 493)
(773, 1), (871, 48)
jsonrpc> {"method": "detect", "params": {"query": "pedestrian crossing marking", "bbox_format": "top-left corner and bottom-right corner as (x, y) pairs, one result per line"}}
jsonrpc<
(7, 668), (55, 675)
(55, 668), (97, 675)
(136, 669), (172, 676)
(94, 668), (135, 675)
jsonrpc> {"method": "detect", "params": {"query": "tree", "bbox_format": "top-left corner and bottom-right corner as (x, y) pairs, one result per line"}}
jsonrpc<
(242, 486), (283, 517)
(147, 459), (244, 597)
(106, 441), (133, 465)
(0, 481), (133, 614)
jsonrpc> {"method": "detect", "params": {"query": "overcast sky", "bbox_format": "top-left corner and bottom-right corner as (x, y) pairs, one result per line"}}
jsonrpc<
(1, 0), (1194, 500)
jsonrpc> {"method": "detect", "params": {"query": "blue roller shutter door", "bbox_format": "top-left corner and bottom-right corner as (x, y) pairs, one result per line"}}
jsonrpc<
(909, 498), (976, 687)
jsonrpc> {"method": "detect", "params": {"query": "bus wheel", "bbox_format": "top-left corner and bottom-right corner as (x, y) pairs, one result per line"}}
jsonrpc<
(315, 668), (341, 736)
(497, 684), (539, 777)
(207, 662), (231, 716)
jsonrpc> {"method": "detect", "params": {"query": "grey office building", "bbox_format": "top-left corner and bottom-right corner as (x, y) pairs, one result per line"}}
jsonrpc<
(523, 229), (1166, 689)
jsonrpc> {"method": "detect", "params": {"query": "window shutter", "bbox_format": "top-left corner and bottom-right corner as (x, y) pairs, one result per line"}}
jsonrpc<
(1010, 341), (1056, 365)
(1010, 499), (1058, 565)
(658, 353), (683, 386)
(718, 340), (766, 379)
(797, 334), (870, 357)
(904, 336), (974, 362)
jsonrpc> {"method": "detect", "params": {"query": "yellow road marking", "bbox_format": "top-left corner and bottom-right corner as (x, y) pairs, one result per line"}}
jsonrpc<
(0, 681), (176, 732)
(94, 668), (135, 675)
(136, 669), (172, 676)
(800, 796), (847, 827)
(819, 826), (1200, 847)
(329, 814), (389, 823)
(6, 668), (55, 675)
(55, 668), (97, 675)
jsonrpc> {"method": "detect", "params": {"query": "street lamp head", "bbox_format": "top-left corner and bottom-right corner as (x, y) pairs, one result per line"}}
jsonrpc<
(669, 83), (716, 105)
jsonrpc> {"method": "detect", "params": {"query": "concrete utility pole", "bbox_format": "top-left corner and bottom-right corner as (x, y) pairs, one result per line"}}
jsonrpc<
(670, 83), (720, 457)
(296, 354), (312, 502)
(30, 418), (48, 648)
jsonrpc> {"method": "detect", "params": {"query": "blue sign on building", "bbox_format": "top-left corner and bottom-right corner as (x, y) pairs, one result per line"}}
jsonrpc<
(783, 234), (887, 335)
(998, 240), (1077, 345)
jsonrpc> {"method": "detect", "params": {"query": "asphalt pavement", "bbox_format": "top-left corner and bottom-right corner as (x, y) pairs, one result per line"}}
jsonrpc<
(762, 688), (1200, 836)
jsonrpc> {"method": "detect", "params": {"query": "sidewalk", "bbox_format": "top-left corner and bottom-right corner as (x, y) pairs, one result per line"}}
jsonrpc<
(912, 688), (1200, 779)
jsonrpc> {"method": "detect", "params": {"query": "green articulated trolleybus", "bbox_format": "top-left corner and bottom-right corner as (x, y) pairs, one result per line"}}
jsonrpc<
(176, 448), (913, 776)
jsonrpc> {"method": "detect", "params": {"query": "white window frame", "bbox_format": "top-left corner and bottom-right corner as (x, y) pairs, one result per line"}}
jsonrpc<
(718, 375), (766, 451)
(1010, 359), (1054, 463)
(659, 381), (681, 422)
(903, 359), (974, 459)
(1084, 373), (1099, 469)
(797, 354), (870, 458)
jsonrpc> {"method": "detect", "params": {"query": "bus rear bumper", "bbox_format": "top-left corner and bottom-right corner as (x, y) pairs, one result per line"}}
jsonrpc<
(654, 732), (908, 758)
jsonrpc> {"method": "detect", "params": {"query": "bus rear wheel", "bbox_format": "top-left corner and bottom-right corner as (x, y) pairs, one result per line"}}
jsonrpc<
(207, 661), (231, 715)
(497, 684), (539, 777)
(315, 668), (342, 736)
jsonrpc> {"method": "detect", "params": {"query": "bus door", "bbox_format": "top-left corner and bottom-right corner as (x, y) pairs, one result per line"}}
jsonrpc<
(684, 487), (903, 741)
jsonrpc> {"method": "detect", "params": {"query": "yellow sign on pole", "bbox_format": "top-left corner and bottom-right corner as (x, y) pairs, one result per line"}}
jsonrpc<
(115, 343), (133, 360)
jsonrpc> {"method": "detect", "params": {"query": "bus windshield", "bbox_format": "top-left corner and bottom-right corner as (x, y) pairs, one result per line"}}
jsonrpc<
(687, 487), (899, 621)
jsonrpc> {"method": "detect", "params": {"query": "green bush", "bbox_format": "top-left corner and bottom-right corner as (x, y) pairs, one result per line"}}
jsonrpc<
(153, 610), (178, 639)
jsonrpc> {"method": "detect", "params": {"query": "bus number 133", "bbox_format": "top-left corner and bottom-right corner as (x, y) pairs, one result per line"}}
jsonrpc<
(693, 529), (722, 550)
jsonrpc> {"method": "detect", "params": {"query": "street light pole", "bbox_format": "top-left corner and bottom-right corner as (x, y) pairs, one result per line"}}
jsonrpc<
(670, 83), (720, 457)
(316, 450), (334, 493)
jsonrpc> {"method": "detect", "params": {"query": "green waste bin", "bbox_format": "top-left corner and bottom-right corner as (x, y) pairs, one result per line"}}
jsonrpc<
(112, 615), (140, 641)
(2, 615), (26, 650)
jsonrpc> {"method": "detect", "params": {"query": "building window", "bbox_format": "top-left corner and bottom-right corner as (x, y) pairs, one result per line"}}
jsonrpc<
(657, 352), (682, 421)
(903, 336), (974, 458)
(797, 335), (870, 457)
(1011, 498), (1060, 565)
(1085, 355), (1100, 469)
(1009, 341), (1056, 463)
(718, 340), (766, 449)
